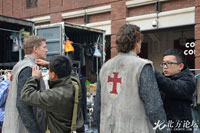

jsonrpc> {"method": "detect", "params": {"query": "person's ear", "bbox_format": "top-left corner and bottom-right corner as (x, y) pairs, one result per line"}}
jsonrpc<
(135, 42), (138, 47)
(52, 72), (58, 80)
(33, 46), (38, 53)
(179, 63), (184, 71)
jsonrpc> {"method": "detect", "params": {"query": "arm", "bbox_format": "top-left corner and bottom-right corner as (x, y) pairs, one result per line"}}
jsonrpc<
(139, 64), (169, 133)
(93, 78), (101, 131)
(35, 59), (49, 68)
(16, 67), (40, 133)
(155, 70), (195, 100)
(21, 65), (55, 111)
(21, 76), (73, 112)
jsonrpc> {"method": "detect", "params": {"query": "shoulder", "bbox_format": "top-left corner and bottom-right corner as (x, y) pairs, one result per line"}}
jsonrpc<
(142, 64), (153, 72)
(71, 74), (81, 88)
(138, 57), (153, 65)
(180, 68), (195, 83)
(132, 57), (153, 73)
(178, 68), (194, 79)
(13, 58), (34, 76)
(19, 67), (32, 76)
(140, 64), (154, 80)
(18, 67), (32, 81)
(100, 57), (115, 71)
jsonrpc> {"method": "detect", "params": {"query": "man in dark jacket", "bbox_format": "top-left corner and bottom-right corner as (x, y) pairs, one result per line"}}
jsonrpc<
(155, 49), (196, 132)
(21, 55), (84, 133)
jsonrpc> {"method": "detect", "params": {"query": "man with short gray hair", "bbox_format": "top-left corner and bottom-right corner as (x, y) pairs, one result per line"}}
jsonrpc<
(3, 36), (48, 133)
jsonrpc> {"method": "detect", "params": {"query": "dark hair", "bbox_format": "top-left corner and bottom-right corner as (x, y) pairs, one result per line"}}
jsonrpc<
(23, 36), (46, 54)
(116, 24), (143, 53)
(163, 49), (186, 66)
(49, 55), (72, 78)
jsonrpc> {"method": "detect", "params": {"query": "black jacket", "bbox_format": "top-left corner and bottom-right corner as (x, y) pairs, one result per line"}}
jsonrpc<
(155, 68), (196, 123)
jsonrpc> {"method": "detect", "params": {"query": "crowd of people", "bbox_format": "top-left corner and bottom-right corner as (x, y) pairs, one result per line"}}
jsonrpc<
(0, 23), (197, 133)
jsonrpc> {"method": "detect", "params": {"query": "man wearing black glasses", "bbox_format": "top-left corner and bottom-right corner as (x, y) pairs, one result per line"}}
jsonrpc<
(155, 48), (196, 133)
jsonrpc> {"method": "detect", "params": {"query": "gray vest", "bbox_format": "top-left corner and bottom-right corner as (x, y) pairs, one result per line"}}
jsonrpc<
(99, 52), (155, 133)
(2, 55), (46, 133)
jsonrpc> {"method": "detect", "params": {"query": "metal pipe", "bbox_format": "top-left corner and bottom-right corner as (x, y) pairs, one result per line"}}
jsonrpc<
(189, 69), (200, 71)
(0, 28), (20, 33)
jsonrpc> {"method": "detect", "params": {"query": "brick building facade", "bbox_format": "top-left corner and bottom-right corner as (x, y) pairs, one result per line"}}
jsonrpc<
(0, 0), (199, 71)
(196, 0), (200, 72)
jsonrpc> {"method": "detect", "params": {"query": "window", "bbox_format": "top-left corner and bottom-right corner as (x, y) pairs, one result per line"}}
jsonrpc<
(27, 0), (37, 8)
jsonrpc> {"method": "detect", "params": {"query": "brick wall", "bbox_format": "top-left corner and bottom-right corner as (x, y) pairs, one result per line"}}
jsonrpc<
(1, 0), (13, 16)
(50, 12), (62, 23)
(35, 21), (50, 26)
(110, 0), (126, 57)
(162, 0), (194, 12)
(0, 0), (118, 18)
(128, 4), (155, 17)
(89, 12), (110, 23)
(0, 0), (195, 24)
(0, 0), (195, 27)
(128, 0), (194, 18)
(196, 0), (200, 6)
(0, 0), (2, 14)
(13, 0), (24, 18)
(195, 0), (200, 72)
(64, 16), (84, 25)
(110, 34), (118, 58)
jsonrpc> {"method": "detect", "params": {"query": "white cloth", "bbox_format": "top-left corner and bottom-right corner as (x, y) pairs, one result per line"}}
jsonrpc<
(2, 55), (35, 133)
(99, 51), (155, 133)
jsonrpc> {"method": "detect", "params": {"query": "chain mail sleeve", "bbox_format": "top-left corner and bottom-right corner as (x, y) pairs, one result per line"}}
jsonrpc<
(93, 78), (101, 132)
(16, 67), (40, 133)
(139, 64), (170, 133)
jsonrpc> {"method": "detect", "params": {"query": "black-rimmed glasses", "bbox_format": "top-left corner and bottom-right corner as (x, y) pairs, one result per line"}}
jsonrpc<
(160, 61), (181, 68)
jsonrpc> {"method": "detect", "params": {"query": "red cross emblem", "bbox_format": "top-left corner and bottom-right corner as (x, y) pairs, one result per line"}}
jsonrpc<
(107, 72), (122, 94)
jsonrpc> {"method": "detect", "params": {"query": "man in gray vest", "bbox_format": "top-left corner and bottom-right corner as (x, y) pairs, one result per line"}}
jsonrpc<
(94, 24), (170, 133)
(2, 36), (48, 133)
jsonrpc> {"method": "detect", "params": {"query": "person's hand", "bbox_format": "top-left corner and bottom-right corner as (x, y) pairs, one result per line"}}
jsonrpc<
(32, 65), (42, 78)
(35, 59), (49, 67)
